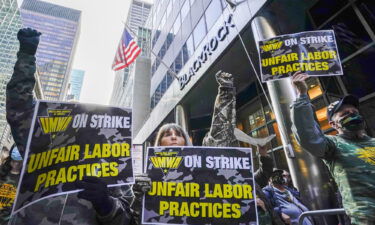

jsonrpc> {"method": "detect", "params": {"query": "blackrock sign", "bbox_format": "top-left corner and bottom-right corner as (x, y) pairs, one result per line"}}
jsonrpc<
(177, 14), (235, 90)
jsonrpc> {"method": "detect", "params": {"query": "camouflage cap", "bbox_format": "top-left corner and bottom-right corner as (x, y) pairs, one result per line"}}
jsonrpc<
(327, 95), (359, 121)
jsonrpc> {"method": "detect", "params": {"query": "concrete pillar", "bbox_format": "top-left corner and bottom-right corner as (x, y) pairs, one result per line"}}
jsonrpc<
(251, 12), (337, 225)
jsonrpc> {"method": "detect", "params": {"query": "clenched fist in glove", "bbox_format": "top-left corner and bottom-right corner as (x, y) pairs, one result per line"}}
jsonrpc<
(76, 176), (114, 216)
(17, 28), (41, 55)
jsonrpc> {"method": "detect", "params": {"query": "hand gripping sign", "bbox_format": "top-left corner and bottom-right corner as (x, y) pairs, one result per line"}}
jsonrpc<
(12, 100), (134, 214)
(142, 146), (258, 225)
(259, 30), (343, 82)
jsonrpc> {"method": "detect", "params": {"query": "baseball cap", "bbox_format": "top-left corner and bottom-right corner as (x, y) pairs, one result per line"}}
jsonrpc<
(327, 95), (359, 121)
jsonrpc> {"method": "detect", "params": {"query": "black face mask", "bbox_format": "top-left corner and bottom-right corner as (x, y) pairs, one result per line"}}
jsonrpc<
(271, 173), (285, 185)
(338, 113), (365, 132)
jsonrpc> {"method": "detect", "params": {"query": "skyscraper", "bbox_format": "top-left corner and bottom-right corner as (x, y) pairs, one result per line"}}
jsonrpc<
(110, 0), (152, 108)
(66, 69), (85, 101)
(0, 0), (23, 149)
(127, 0), (152, 35)
(0, 0), (45, 150)
(20, 0), (81, 101)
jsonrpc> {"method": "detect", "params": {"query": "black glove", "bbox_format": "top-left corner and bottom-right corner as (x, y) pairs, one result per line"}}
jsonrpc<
(76, 176), (113, 216)
(131, 174), (151, 224)
(132, 174), (151, 197)
(17, 28), (41, 55)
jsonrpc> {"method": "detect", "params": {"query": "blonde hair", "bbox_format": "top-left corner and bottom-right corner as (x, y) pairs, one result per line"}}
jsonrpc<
(154, 123), (192, 146)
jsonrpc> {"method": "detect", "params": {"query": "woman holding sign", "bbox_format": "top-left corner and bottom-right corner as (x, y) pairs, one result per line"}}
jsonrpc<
(132, 71), (284, 225)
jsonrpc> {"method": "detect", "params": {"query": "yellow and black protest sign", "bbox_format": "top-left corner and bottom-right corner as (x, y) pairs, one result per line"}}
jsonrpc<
(13, 101), (134, 213)
(142, 146), (257, 225)
(259, 30), (343, 82)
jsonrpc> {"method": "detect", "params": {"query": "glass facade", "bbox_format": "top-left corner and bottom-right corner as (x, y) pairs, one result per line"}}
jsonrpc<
(309, 0), (375, 136)
(150, 0), (228, 110)
(138, 0), (375, 165)
(0, 0), (23, 146)
(20, 0), (81, 101)
(66, 69), (84, 101)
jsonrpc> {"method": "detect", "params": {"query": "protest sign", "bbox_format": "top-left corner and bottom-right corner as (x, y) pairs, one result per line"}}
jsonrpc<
(142, 146), (258, 225)
(13, 101), (134, 213)
(259, 30), (343, 82)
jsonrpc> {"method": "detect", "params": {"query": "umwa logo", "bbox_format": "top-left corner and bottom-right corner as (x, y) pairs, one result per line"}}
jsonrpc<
(38, 109), (73, 139)
(260, 39), (283, 52)
(150, 152), (183, 175)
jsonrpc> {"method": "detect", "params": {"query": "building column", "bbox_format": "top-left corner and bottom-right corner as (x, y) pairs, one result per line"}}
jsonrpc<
(251, 12), (338, 225)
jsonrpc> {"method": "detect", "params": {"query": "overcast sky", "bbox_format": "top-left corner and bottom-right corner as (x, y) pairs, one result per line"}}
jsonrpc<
(17, 0), (152, 105)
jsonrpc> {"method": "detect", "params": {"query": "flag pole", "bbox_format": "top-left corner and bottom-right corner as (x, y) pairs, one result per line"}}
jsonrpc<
(123, 23), (180, 80)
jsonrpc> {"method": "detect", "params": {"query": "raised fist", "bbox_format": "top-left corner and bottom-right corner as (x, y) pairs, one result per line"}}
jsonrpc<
(133, 173), (151, 195)
(17, 28), (41, 55)
(215, 70), (234, 88)
(291, 71), (309, 96)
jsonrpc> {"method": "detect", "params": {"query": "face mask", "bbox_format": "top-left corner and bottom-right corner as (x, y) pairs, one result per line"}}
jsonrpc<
(271, 173), (285, 185)
(338, 113), (365, 132)
(283, 177), (289, 184)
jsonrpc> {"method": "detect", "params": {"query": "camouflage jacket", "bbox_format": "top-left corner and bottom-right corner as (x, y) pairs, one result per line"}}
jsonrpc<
(291, 94), (375, 224)
(6, 52), (133, 225)
(202, 72), (284, 225)
(0, 173), (19, 224)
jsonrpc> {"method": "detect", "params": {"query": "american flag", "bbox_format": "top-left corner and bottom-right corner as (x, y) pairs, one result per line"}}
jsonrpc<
(112, 29), (141, 71)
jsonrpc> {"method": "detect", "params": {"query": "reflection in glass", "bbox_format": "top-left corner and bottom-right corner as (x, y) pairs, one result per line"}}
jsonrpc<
(342, 47), (375, 98)
(264, 104), (275, 121)
(309, 0), (348, 27)
(324, 7), (372, 58)
(357, 0), (375, 31)
(173, 13), (181, 35)
(174, 51), (183, 74)
(307, 78), (323, 100)
(249, 108), (266, 130)
(268, 122), (282, 148)
(205, 0), (222, 31)
(193, 16), (207, 48)
(181, 0), (190, 22)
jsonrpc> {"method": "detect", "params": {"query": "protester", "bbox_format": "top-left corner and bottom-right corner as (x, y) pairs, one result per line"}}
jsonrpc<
(202, 71), (284, 225)
(131, 71), (284, 225)
(6, 28), (133, 225)
(263, 169), (313, 225)
(290, 71), (375, 225)
(0, 145), (22, 224)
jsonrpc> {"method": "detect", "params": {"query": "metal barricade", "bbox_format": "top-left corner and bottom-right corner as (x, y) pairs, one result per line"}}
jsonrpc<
(298, 208), (346, 225)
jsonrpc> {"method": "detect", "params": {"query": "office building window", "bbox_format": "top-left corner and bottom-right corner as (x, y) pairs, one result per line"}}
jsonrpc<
(341, 48), (375, 98)
(173, 13), (181, 35)
(166, 0), (172, 18)
(174, 51), (183, 74)
(309, 0), (348, 27)
(193, 16), (207, 48)
(181, 0), (190, 22)
(358, 1), (375, 31)
(249, 107), (266, 131)
(306, 78), (323, 100)
(205, 0), (222, 31)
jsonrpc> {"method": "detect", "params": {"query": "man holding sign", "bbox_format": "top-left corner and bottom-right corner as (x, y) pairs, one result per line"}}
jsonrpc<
(291, 72), (375, 225)
(259, 30), (343, 82)
(6, 28), (133, 225)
